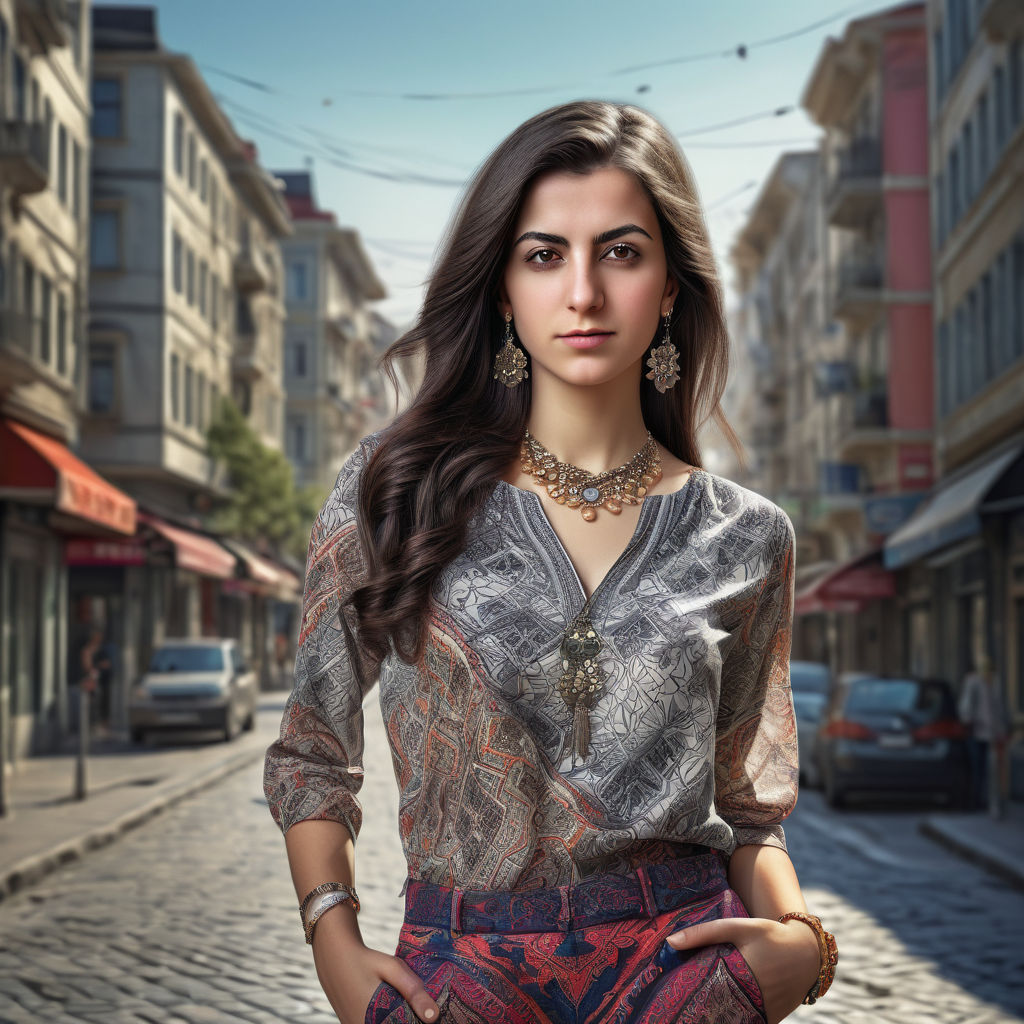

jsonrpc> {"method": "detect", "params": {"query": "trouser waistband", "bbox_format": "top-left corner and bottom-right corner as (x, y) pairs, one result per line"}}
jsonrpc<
(402, 846), (729, 935)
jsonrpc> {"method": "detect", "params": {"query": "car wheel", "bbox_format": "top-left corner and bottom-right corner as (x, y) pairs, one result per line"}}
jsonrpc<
(223, 709), (239, 742)
(824, 771), (846, 809)
(131, 728), (146, 745)
(243, 711), (255, 732)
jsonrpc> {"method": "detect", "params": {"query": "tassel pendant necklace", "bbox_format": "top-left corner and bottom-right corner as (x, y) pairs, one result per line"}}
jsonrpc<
(517, 428), (662, 758)
(558, 599), (606, 761)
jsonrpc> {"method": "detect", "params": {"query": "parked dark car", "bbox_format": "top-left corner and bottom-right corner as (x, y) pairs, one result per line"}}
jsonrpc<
(129, 638), (257, 744)
(817, 673), (970, 809)
(790, 660), (833, 789)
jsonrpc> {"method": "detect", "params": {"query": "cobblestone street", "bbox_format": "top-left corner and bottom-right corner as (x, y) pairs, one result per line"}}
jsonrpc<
(0, 693), (1022, 1023)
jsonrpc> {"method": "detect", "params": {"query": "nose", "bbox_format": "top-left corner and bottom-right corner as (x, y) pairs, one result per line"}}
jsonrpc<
(566, 256), (604, 314)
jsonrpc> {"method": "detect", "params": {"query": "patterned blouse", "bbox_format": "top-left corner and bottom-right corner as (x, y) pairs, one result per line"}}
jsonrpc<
(263, 428), (799, 891)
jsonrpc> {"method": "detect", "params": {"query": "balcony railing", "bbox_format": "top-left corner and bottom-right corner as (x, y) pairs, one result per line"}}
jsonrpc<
(981, 0), (1024, 41)
(833, 254), (884, 324)
(0, 120), (50, 197)
(0, 308), (37, 359)
(15, 0), (70, 55)
(827, 136), (882, 229)
(234, 242), (271, 293)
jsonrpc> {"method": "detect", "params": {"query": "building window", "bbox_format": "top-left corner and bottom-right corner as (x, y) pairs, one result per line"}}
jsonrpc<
(288, 339), (307, 377)
(172, 231), (183, 293)
(210, 381), (219, 421)
(198, 259), (208, 316)
(977, 92), (989, 187)
(170, 351), (180, 420)
(43, 97), (53, 178)
(186, 249), (195, 305)
(1011, 39), (1023, 129)
(91, 209), (121, 270)
(173, 111), (184, 176)
(286, 259), (309, 301)
(57, 292), (68, 376)
(71, 139), (81, 221)
(92, 78), (121, 139)
(211, 271), (219, 330)
(39, 275), (51, 364)
(184, 364), (193, 426)
(187, 133), (196, 190)
(196, 370), (206, 430)
(288, 416), (307, 462)
(199, 158), (207, 203)
(57, 124), (68, 206)
(88, 341), (116, 413)
(210, 177), (219, 230)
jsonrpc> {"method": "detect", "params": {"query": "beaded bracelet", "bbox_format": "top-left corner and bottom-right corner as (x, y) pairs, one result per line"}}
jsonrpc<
(777, 911), (838, 1003)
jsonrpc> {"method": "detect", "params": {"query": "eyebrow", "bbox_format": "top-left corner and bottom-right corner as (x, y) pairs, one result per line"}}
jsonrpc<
(512, 223), (653, 248)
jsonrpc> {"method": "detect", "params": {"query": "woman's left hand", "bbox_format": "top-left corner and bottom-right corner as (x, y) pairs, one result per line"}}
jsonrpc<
(666, 916), (821, 1024)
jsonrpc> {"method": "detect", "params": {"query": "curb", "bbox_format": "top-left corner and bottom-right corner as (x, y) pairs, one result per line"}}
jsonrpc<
(0, 744), (268, 903)
(918, 815), (1024, 891)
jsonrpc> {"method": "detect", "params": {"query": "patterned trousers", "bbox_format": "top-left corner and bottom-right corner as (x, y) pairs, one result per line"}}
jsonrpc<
(363, 846), (767, 1023)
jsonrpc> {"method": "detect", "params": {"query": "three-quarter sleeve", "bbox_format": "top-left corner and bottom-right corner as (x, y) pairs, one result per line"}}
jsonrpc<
(263, 437), (381, 844)
(715, 507), (799, 854)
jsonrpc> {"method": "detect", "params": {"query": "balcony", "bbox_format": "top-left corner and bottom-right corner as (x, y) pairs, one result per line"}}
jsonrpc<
(233, 241), (272, 293)
(837, 384), (891, 459)
(0, 120), (50, 198)
(832, 255), (883, 326)
(15, 0), (70, 55)
(826, 137), (882, 229)
(0, 309), (45, 387)
(981, 0), (1024, 41)
(232, 329), (262, 381)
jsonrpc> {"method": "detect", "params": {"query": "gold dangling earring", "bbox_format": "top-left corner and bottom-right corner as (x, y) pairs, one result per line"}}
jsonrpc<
(645, 309), (680, 393)
(493, 311), (529, 389)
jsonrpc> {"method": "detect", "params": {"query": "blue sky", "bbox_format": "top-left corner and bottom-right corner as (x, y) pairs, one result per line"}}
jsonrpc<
(103, 0), (884, 326)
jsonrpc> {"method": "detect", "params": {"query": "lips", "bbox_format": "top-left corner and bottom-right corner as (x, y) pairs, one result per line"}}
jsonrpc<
(560, 330), (613, 350)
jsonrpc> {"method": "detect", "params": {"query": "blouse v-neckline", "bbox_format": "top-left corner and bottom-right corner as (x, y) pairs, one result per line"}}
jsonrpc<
(493, 469), (705, 615)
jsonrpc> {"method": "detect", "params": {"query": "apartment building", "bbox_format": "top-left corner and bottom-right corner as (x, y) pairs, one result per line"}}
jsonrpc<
(796, 2), (936, 674)
(0, 0), (142, 769)
(277, 171), (389, 495)
(883, 0), (1024, 791)
(63, 7), (296, 722)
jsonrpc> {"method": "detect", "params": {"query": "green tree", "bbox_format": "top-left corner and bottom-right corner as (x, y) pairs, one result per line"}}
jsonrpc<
(205, 396), (318, 561)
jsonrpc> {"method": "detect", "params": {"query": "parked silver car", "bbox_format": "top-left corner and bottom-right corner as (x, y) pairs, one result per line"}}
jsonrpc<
(790, 660), (833, 789)
(129, 638), (257, 744)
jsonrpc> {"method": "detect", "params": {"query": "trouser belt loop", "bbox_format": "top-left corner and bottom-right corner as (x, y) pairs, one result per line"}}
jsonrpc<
(636, 864), (658, 918)
(449, 888), (464, 935)
(559, 884), (571, 930)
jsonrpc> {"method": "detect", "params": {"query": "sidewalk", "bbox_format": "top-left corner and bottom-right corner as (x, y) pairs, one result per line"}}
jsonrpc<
(919, 798), (1024, 890)
(0, 692), (286, 902)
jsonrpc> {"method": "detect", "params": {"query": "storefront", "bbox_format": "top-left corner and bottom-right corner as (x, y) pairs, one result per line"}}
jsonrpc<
(64, 511), (237, 735)
(794, 549), (896, 676)
(885, 440), (1024, 798)
(0, 418), (136, 765)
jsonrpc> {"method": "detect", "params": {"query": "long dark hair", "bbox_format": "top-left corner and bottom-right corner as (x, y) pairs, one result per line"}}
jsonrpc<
(353, 99), (743, 666)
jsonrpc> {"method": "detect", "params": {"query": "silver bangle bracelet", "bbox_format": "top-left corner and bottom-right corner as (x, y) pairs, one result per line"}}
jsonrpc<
(304, 891), (357, 945)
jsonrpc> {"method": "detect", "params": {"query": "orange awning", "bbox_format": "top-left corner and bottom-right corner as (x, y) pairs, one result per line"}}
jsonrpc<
(0, 418), (136, 535)
(794, 548), (895, 616)
(137, 512), (237, 579)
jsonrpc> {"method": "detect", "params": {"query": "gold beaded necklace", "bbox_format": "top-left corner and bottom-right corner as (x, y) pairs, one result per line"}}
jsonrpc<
(518, 428), (663, 522)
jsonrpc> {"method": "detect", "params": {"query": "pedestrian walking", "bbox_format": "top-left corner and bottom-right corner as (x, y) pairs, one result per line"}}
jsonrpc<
(264, 100), (837, 1024)
(958, 652), (1011, 819)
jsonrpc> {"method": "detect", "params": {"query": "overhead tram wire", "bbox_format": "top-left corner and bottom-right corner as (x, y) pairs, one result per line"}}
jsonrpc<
(218, 93), (815, 189)
(199, 0), (881, 104)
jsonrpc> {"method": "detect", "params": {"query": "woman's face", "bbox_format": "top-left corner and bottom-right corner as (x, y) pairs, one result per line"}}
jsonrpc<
(499, 164), (678, 390)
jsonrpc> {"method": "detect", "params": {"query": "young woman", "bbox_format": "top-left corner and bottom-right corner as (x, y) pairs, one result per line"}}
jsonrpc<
(264, 100), (838, 1024)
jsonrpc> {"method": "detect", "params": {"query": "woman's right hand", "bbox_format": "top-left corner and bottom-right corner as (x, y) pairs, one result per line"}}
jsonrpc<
(310, 907), (441, 1024)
